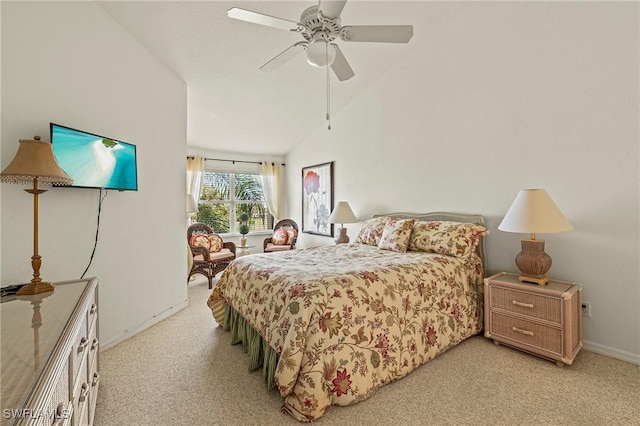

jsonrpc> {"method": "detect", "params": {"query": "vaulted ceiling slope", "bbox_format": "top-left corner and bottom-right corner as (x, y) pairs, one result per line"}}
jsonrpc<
(98, 1), (445, 155)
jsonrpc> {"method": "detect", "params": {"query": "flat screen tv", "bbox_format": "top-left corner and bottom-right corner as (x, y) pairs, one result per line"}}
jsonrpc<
(50, 123), (138, 191)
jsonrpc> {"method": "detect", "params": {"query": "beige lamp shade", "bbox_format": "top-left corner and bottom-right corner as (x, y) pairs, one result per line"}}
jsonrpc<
(498, 189), (573, 236)
(328, 201), (357, 225)
(1, 137), (73, 185)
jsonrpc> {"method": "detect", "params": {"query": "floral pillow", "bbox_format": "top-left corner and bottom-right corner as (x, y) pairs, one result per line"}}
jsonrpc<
(207, 233), (223, 252)
(189, 233), (211, 251)
(408, 221), (489, 258)
(284, 228), (298, 245)
(354, 216), (389, 246)
(378, 218), (415, 253)
(272, 228), (289, 245)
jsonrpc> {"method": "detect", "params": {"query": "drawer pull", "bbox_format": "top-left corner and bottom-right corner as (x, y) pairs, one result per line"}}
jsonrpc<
(79, 382), (89, 402)
(512, 326), (534, 336)
(78, 337), (89, 353)
(52, 402), (72, 425)
(92, 371), (101, 387)
(90, 303), (97, 315)
(91, 338), (99, 351)
(512, 300), (534, 309)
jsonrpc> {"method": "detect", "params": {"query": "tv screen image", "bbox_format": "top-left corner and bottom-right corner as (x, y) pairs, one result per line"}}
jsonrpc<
(50, 123), (138, 191)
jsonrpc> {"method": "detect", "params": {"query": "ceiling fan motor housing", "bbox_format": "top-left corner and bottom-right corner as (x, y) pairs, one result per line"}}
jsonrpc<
(299, 6), (341, 43)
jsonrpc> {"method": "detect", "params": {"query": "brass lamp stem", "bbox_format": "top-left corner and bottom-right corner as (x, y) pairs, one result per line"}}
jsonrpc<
(16, 177), (53, 295)
(530, 232), (536, 240)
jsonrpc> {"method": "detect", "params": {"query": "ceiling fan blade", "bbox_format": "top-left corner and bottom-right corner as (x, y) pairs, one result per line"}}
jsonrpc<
(341, 25), (414, 43)
(260, 42), (306, 72)
(330, 44), (355, 81)
(227, 7), (300, 31)
(318, 0), (348, 19)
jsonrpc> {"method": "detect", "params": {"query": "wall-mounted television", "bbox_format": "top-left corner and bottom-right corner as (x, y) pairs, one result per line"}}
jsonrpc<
(50, 123), (138, 191)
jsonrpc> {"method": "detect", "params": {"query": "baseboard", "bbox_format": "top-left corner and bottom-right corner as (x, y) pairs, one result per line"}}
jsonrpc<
(583, 339), (640, 365)
(100, 299), (189, 351)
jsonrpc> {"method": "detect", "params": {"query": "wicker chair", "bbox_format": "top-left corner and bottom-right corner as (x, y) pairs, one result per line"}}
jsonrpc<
(263, 219), (298, 253)
(188, 223), (236, 289)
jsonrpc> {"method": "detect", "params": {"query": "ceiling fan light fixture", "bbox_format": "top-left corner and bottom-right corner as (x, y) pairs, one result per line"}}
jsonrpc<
(306, 40), (336, 68)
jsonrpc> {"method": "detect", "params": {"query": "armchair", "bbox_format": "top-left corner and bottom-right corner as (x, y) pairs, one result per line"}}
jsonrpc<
(263, 219), (298, 253)
(188, 223), (236, 289)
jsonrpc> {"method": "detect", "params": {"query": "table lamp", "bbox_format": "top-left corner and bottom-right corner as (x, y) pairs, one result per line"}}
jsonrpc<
(328, 201), (357, 244)
(1, 136), (73, 295)
(498, 189), (573, 285)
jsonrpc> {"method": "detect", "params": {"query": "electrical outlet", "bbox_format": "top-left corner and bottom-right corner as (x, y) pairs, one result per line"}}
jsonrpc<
(581, 302), (591, 317)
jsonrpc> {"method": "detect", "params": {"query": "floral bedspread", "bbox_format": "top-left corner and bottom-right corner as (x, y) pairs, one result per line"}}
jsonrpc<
(215, 243), (484, 422)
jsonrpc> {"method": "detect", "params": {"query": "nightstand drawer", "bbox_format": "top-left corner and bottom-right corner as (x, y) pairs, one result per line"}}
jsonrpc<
(489, 312), (563, 355)
(490, 285), (562, 324)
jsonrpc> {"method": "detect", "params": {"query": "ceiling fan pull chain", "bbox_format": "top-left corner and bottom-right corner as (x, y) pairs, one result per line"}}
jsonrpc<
(326, 41), (332, 131)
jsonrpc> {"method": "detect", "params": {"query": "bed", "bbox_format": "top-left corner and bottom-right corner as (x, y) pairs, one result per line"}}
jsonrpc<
(208, 212), (488, 422)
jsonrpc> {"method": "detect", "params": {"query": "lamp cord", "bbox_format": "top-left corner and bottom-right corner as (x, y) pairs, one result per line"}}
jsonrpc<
(80, 188), (108, 279)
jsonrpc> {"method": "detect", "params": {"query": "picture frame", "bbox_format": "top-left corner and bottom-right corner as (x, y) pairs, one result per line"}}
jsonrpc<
(302, 161), (334, 237)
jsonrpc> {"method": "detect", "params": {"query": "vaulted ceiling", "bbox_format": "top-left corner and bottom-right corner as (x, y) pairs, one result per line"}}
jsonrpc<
(98, 1), (450, 155)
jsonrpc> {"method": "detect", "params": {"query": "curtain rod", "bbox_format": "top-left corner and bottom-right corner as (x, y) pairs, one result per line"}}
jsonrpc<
(187, 156), (285, 166)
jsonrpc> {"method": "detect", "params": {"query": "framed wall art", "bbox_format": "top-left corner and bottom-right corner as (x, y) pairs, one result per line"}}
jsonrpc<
(302, 161), (334, 237)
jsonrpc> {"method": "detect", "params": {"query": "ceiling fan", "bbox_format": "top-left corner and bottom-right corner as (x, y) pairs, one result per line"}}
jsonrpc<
(227, 0), (414, 82)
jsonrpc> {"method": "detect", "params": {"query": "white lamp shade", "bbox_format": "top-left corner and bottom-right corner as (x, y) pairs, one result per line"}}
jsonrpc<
(329, 201), (357, 225)
(498, 189), (573, 234)
(306, 40), (336, 68)
(186, 194), (198, 214)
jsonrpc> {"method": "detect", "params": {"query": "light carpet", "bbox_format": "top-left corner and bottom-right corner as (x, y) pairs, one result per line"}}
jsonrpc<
(94, 277), (640, 426)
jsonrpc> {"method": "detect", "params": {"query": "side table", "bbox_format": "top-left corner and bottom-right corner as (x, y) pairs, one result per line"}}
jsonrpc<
(237, 244), (255, 257)
(484, 272), (582, 366)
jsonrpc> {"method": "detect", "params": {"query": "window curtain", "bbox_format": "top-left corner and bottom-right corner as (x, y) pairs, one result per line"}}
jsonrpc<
(261, 161), (282, 222)
(186, 155), (205, 207)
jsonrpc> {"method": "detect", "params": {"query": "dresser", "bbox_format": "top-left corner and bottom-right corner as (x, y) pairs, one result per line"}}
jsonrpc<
(1, 278), (99, 425)
(484, 272), (582, 366)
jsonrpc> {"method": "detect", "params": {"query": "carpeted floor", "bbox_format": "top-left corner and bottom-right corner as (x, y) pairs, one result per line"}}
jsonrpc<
(94, 277), (640, 426)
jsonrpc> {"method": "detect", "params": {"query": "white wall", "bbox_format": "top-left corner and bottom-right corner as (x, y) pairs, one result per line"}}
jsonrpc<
(1, 2), (188, 348)
(285, 2), (639, 363)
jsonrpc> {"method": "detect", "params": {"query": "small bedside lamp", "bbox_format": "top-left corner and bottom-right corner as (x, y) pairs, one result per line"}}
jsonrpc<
(499, 189), (573, 285)
(1, 136), (73, 295)
(329, 201), (357, 244)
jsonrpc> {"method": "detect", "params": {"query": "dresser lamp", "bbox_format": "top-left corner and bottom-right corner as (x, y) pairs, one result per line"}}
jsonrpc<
(498, 189), (573, 286)
(0, 136), (73, 295)
(328, 201), (357, 244)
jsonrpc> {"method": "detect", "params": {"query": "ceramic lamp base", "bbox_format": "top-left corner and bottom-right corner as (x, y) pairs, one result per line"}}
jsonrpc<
(334, 227), (350, 245)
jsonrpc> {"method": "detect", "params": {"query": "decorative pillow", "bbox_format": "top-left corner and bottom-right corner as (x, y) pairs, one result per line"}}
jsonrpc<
(272, 228), (289, 245)
(408, 221), (489, 258)
(285, 228), (298, 245)
(378, 218), (415, 253)
(354, 216), (389, 246)
(207, 233), (223, 252)
(189, 233), (211, 251)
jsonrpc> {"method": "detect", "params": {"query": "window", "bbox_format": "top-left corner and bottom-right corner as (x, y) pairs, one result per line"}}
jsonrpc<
(195, 171), (273, 234)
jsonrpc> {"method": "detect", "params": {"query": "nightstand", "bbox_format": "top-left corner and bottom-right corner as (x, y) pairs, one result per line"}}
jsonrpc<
(484, 272), (582, 366)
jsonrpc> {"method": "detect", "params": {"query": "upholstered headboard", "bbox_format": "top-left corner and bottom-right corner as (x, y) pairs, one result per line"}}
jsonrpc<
(373, 212), (487, 276)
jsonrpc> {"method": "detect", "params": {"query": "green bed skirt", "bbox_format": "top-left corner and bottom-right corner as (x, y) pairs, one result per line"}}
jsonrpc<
(223, 304), (279, 391)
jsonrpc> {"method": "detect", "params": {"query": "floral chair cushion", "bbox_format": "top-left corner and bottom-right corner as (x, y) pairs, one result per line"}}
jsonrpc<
(378, 218), (415, 253)
(189, 233), (211, 251)
(207, 233), (223, 252)
(354, 216), (389, 246)
(408, 221), (489, 258)
(284, 228), (298, 245)
(272, 228), (289, 245)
